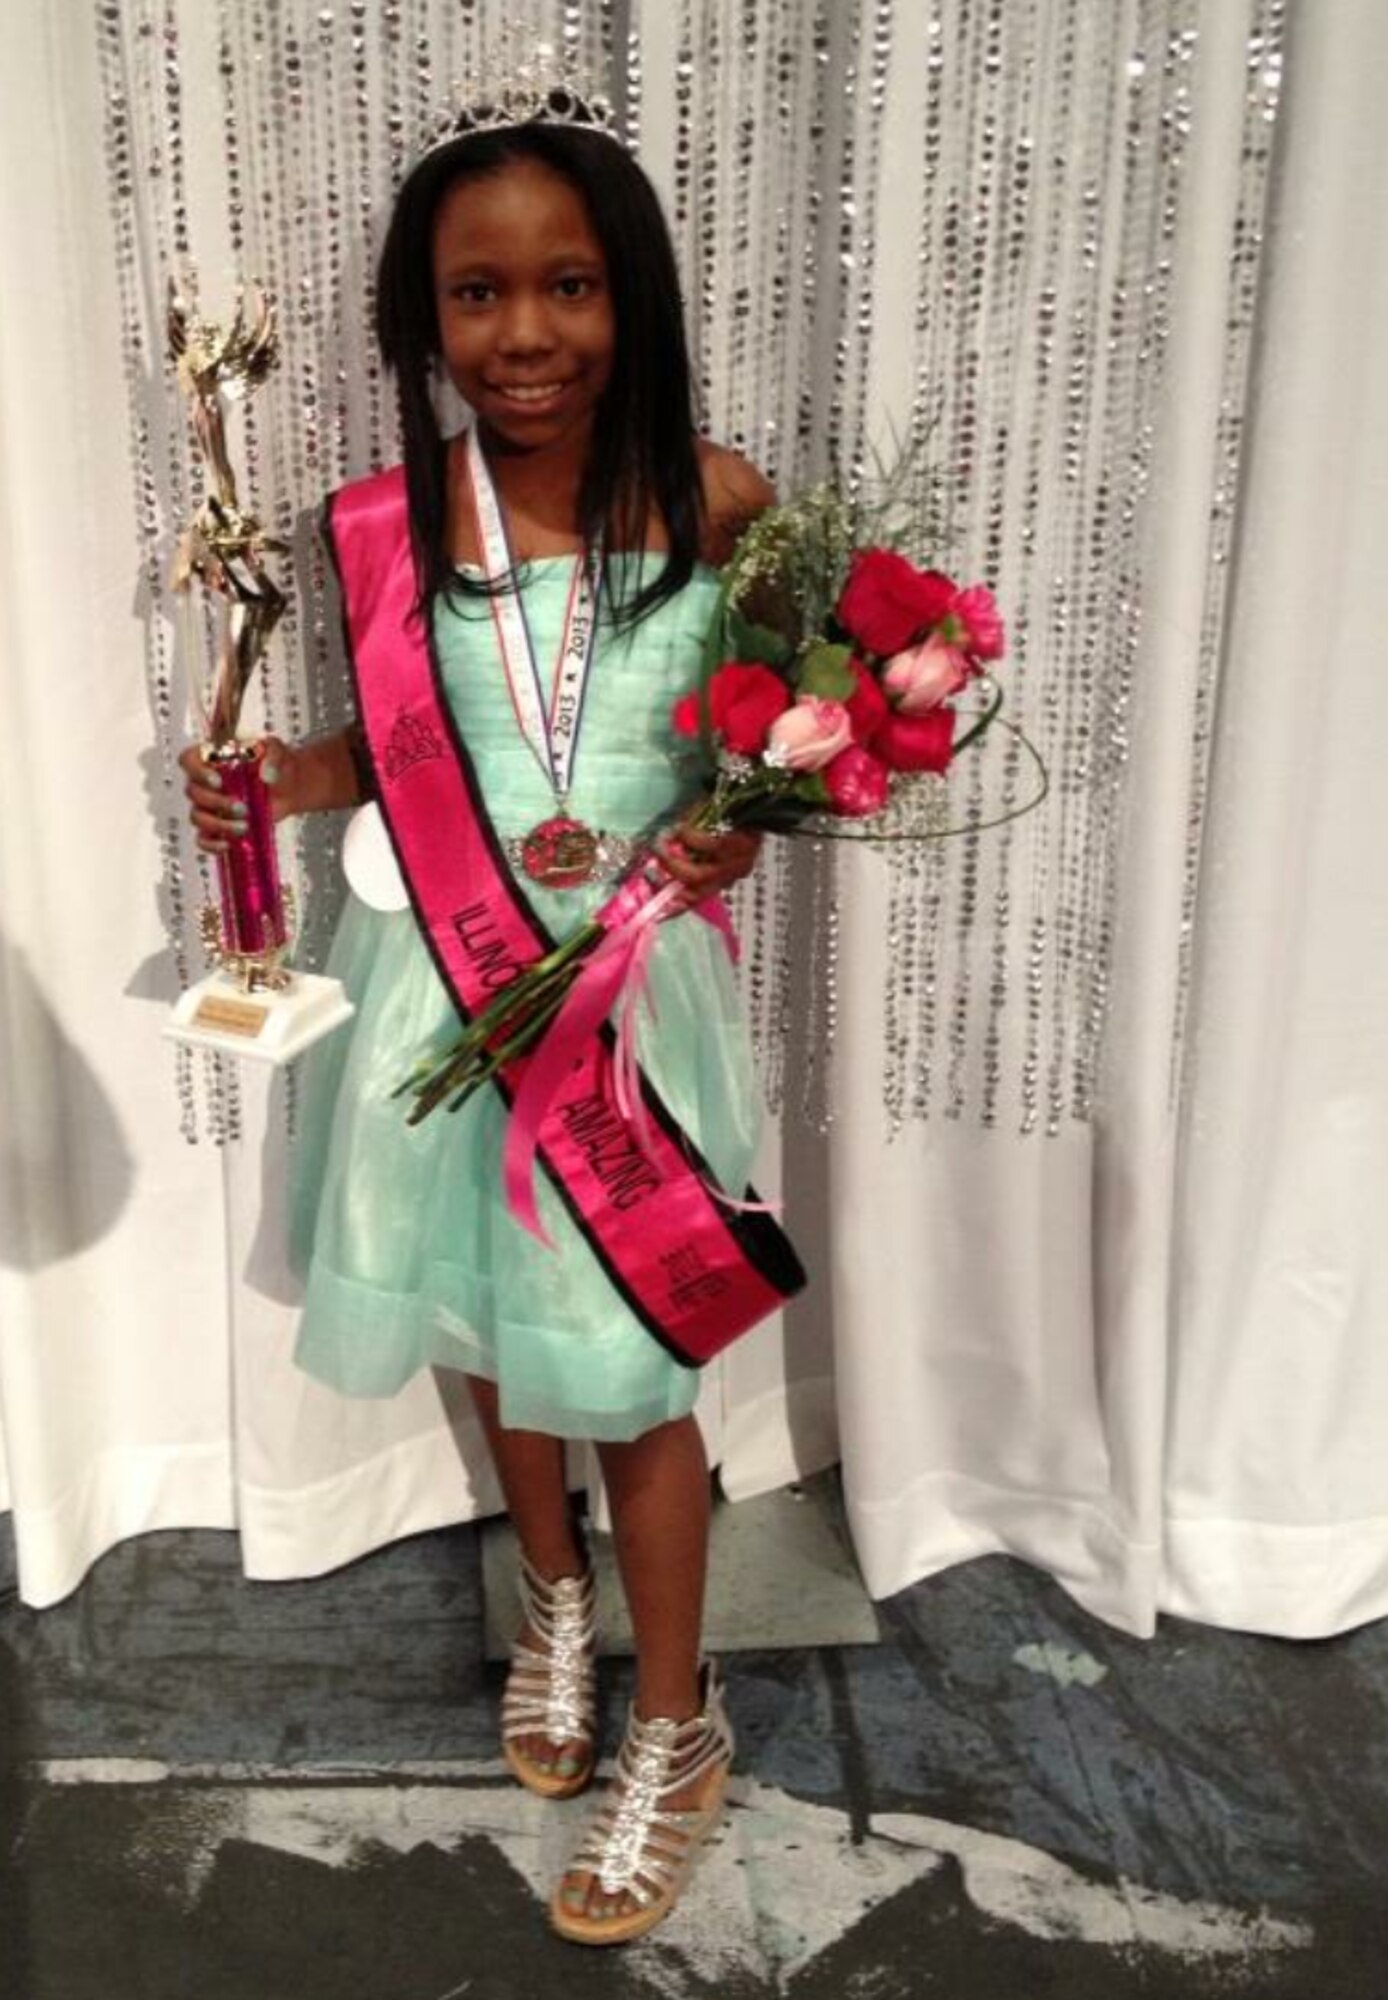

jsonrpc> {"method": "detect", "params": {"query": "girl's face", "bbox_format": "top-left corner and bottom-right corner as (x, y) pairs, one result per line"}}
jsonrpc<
(432, 157), (616, 457)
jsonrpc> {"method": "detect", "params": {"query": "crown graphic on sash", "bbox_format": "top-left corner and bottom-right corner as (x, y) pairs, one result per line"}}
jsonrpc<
(382, 708), (446, 783)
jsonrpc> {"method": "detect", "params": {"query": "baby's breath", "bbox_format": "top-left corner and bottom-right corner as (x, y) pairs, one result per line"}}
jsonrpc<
(721, 434), (952, 668)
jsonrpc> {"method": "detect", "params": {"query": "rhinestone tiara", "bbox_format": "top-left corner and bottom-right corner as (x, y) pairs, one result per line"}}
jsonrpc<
(423, 25), (620, 157)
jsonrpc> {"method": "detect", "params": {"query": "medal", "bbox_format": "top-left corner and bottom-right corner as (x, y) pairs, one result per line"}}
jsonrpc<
(519, 814), (602, 888)
(465, 428), (604, 887)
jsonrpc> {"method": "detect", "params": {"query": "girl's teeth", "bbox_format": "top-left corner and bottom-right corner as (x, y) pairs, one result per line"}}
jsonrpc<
(501, 384), (562, 401)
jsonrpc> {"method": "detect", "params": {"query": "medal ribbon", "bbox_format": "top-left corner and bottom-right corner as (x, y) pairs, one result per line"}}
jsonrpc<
(463, 425), (600, 813)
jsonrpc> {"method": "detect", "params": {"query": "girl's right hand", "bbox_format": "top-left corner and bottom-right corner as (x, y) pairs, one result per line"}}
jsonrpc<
(178, 735), (301, 853)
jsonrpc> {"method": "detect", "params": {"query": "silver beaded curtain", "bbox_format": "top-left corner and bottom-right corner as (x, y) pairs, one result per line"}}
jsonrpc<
(97, 0), (1285, 1143)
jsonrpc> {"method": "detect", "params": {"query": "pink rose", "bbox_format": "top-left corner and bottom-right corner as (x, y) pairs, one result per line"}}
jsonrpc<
(823, 745), (890, 817)
(836, 549), (959, 657)
(875, 707), (956, 773)
(952, 583), (1006, 662)
(882, 634), (970, 713)
(767, 696), (853, 772)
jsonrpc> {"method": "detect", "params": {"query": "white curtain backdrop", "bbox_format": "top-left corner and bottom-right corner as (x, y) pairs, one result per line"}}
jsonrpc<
(832, 0), (1388, 1637)
(2, 0), (1384, 1640)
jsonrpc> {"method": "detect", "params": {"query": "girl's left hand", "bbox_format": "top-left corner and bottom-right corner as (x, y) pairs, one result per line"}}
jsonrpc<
(655, 821), (763, 907)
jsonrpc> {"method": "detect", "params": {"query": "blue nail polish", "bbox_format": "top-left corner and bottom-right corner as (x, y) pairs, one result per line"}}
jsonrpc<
(261, 762), (280, 785)
(205, 770), (223, 791)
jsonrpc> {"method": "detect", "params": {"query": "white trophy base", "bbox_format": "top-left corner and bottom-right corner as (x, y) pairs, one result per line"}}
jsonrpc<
(165, 968), (355, 1065)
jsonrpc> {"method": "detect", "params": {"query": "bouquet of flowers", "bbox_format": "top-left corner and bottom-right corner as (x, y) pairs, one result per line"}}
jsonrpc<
(666, 481), (1009, 842)
(398, 480), (1035, 1131)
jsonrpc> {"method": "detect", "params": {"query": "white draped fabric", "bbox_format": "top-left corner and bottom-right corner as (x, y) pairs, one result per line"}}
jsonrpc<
(834, 0), (1388, 1637)
(2, 1), (1384, 1639)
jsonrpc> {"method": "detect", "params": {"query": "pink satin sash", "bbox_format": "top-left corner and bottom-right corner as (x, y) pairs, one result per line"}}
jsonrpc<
(324, 466), (805, 1367)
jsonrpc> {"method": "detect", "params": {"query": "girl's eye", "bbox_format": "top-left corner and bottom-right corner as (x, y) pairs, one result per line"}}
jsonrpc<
(555, 275), (597, 300)
(450, 282), (495, 306)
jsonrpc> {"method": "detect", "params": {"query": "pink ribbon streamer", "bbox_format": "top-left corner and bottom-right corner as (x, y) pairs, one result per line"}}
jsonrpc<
(503, 879), (680, 1244)
(502, 881), (759, 1244)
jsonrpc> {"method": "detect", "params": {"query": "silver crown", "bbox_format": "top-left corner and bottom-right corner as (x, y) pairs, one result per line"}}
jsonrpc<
(424, 25), (620, 156)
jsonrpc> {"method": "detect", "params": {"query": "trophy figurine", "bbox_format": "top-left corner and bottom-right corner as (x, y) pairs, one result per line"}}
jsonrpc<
(163, 273), (353, 1062)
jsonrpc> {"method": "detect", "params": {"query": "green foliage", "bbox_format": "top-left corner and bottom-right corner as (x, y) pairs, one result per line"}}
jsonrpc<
(724, 603), (795, 669)
(713, 428), (955, 687)
(721, 482), (855, 651)
(795, 642), (856, 700)
(791, 771), (830, 809)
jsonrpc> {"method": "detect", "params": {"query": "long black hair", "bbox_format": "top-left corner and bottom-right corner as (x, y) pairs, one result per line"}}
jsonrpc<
(376, 122), (704, 628)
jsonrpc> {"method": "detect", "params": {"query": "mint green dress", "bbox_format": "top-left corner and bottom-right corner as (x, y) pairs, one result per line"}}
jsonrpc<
(289, 560), (758, 1440)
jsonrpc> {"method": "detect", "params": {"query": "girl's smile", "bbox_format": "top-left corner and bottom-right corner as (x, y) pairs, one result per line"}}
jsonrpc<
(432, 158), (615, 460)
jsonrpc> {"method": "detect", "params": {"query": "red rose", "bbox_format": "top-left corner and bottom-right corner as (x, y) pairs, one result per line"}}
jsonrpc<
(844, 658), (889, 745)
(671, 693), (702, 736)
(837, 550), (958, 658)
(874, 707), (956, 773)
(823, 745), (890, 817)
(670, 662), (791, 754)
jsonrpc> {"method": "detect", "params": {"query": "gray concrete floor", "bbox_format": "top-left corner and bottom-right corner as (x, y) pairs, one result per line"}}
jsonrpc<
(1, 1485), (1385, 1998)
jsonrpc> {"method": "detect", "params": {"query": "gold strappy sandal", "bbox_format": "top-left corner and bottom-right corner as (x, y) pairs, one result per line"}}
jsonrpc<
(501, 1553), (599, 1801)
(549, 1660), (734, 1946)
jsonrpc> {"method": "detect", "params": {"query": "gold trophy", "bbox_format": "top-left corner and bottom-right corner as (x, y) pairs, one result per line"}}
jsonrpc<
(163, 273), (353, 1062)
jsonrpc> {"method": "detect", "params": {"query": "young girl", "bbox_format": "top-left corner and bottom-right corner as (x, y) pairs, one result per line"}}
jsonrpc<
(181, 91), (802, 1946)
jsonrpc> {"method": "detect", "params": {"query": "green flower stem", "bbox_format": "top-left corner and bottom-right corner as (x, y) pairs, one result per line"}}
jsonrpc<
(396, 917), (605, 1115)
(453, 988), (571, 1105)
(398, 775), (800, 1129)
(953, 682), (1004, 756)
(688, 768), (802, 832)
(458, 924), (598, 1044)
(400, 907), (620, 1123)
